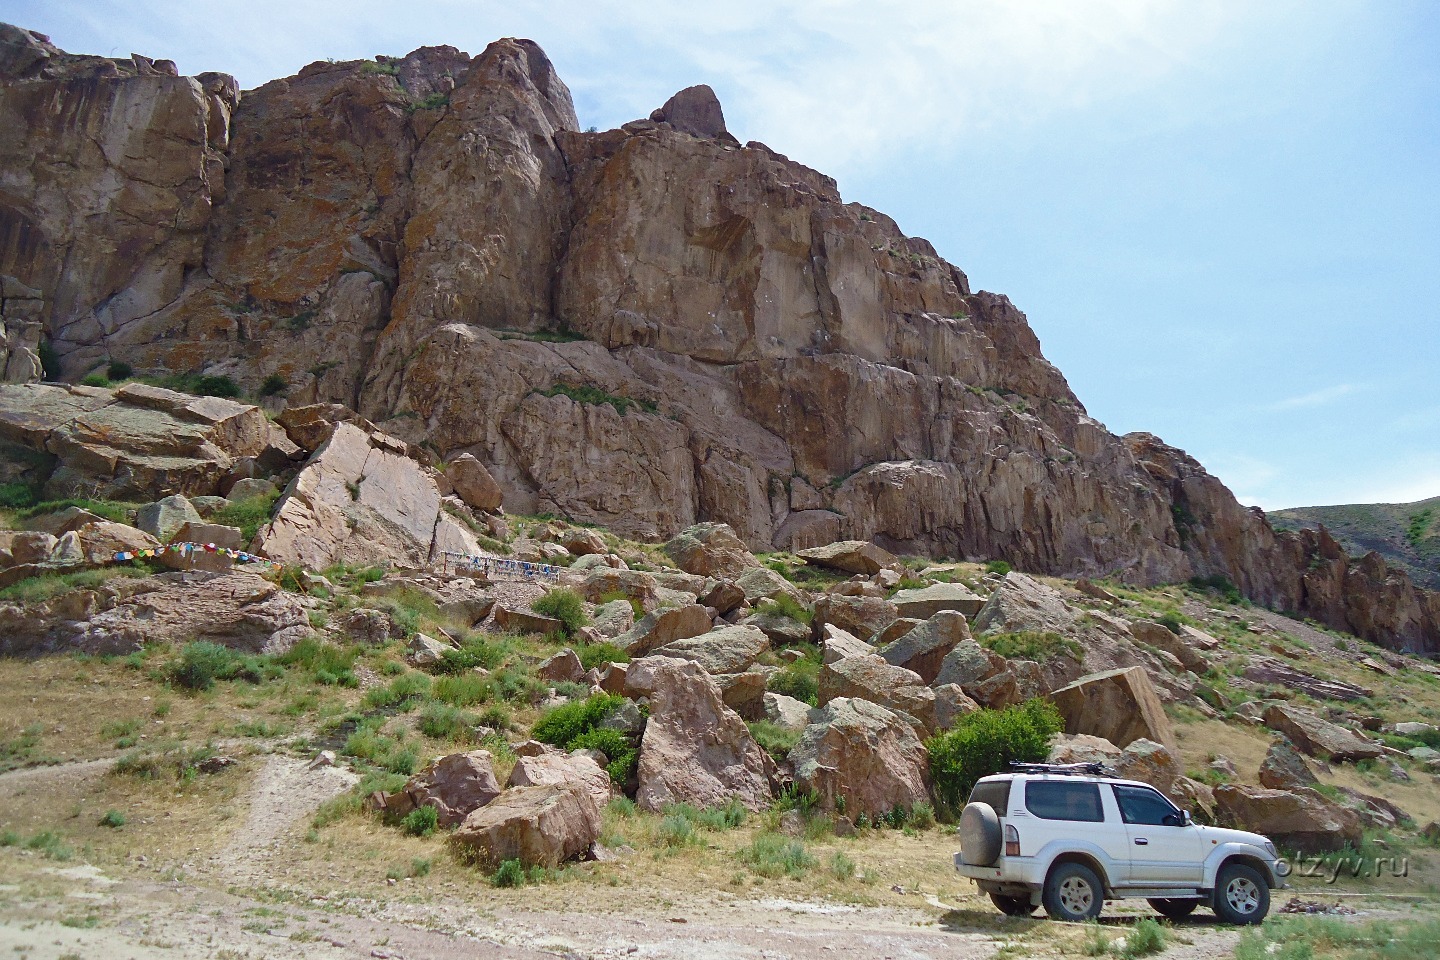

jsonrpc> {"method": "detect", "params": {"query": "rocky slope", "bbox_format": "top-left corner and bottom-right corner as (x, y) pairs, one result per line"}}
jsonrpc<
(1, 23), (1437, 652)
(1270, 496), (1440, 591)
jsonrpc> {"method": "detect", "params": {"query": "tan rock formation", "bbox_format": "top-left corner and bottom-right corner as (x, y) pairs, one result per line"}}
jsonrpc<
(450, 781), (601, 869)
(789, 697), (929, 818)
(1050, 666), (1178, 751)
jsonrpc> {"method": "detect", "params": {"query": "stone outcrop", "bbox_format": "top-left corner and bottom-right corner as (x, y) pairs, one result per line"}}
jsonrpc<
(254, 421), (479, 568)
(797, 540), (896, 576)
(446, 453), (503, 513)
(0, 570), (309, 655)
(5, 26), (1439, 653)
(663, 522), (759, 579)
(890, 582), (984, 620)
(0, 383), (297, 501)
(812, 594), (897, 641)
(506, 751), (613, 815)
(379, 750), (501, 827)
(651, 623), (769, 675)
(617, 603), (712, 655)
(818, 654), (934, 730)
(789, 697), (929, 817)
(1212, 784), (1363, 853)
(1050, 666), (1178, 751)
(625, 656), (773, 811)
(451, 782), (601, 868)
(1243, 657), (1371, 702)
(1260, 703), (1383, 762)
(972, 572), (1077, 636)
(877, 609), (969, 683)
(1258, 740), (1318, 791)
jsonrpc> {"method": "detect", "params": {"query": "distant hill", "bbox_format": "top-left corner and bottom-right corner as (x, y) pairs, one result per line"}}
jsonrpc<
(1269, 495), (1440, 590)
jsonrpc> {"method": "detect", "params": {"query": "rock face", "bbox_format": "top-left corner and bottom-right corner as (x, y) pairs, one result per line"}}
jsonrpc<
(626, 657), (773, 812)
(797, 540), (896, 576)
(254, 421), (479, 568)
(5, 27), (1439, 653)
(1050, 667), (1178, 751)
(1258, 740), (1319, 791)
(790, 697), (929, 817)
(1212, 784), (1363, 853)
(451, 782), (601, 868)
(663, 522), (759, 579)
(878, 610), (969, 683)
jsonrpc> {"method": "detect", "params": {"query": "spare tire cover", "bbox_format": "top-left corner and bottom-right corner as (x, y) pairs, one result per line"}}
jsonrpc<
(960, 801), (1002, 865)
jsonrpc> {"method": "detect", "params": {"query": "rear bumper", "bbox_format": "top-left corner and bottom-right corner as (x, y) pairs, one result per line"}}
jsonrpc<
(953, 852), (1046, 887)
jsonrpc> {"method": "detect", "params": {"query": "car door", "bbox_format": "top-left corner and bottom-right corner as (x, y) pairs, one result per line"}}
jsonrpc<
(1021, 779), (1131, 885)
(1112, 784), (1205, 885)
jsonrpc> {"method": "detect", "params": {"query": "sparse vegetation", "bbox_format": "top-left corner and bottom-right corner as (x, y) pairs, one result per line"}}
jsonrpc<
(531, 587), (588, 637)
(985, 559), (1011, 576)
(979, 630), (1082, 661)
(536, 383), (658, 417)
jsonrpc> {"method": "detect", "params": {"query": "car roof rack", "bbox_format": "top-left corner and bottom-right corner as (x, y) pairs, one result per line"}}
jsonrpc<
(1008, 761), (1117, 777)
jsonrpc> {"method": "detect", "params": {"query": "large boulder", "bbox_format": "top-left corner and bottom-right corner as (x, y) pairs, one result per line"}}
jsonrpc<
(71, 521), (160, 563)
(890, 582), (984, 620)
(652, 624), (769, 675)
(932, 639), (1006, 688)
(743, 610), (813, 647)
(932, 683), (981, 730)
(1050, 666), (1178, 751)
(878, 610), (970, 683)
(1112, 739), (1183, 795)
(254, 422), (479, 569)
(494, 605), (564, 636)
(1212, 784), (1363, 853)
(591, 598), (636, 638)
(818, 654), (934, 729)
(579, 568), (658, 607)
(617, 603), (712, 656)
(446, 453), (504, 513)
(821, 624), (874, 663)
(379, 751), (501, 827)
(625, 657), (773, 811)
(763, 692), (814, 731)
(1258, 740), (1319, 791)
(1129, 620), (1210, 673)
(1048, 733), (1123, 766)
(796, 540), (897, 576)
(734, 566), (804, 605)
(790, 698), (929, 818)
(136, 495), (204, 542)
(451, 782), (601, 868)
(649, 84), (732, 140)
(663, 522), (759, 579)
(1261, 704), (1383, 762)
(972, 572), (1078, 635)
(506, 751), (613, 814)
(812, 593), (898, 642)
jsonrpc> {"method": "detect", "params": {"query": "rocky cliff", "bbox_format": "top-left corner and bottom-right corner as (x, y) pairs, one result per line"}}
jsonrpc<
(2, 23), (1437, 653)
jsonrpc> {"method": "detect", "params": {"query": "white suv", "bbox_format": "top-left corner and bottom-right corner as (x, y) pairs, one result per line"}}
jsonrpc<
(953, 763), (1284, 924)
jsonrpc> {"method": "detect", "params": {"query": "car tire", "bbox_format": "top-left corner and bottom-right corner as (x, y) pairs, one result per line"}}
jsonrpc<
(1147, 897), (1199, 919)
(1212, 863), (1270, 925)
(990, 893), (1036, 917)
(1042, 862), (1104, 922)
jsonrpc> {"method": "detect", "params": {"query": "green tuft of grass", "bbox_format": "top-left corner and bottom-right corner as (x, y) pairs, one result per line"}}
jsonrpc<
(979, 630), (1083, 661)
(491, 858), (527, 887)
(755, 593), (812, 624)
(401, 805), (438, 838)
(98, 809), (126, 829)
(738, 833), (815, 878)
(210, 492), (281, 541)
(536, 383), (657, 417)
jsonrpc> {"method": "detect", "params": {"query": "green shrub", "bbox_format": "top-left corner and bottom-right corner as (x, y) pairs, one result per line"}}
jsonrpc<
(361, 672), (432, 710)
(748, 720), (802, 761)
(106, 360), (133, 381)
(828, 850), (855, 881)
(113, 744), (217, 782)
(1119, 918), (1167, 958)
(211, 493), (280, 541)
(433, 672), (489, 708)
(1188, 574), (1242, 604)
(418, 701), (478, 742)
(926, 699), (1063, 814)
(433, 634), (509, 674)
(168, 641), (278, 691)
(570, 727), (638, 785)
(491, 858), (527, 887)
(756, 594), (812, 624)
(985, 560), (1011, 576)
(80, 373), (109, 387)
(979, 631), (1083, 662)
(402, 805), (438, 837)
(278, 637), (356, 687)
(1157, 611), (1184, 634)
(657, 811), (698, 847)
(477, 704), (512, 731)
(739, 833), (815, 878)
(532, 693), (623, 748)
(98, 809), (126, 829)
(766, 657), (819, 706)
(577, 643), (629, 671)
(0, 481), (40, 509)
(531, 587), (588, 637)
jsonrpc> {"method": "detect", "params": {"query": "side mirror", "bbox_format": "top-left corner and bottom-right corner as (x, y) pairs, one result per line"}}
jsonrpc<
(1182, 810), (1193, 826)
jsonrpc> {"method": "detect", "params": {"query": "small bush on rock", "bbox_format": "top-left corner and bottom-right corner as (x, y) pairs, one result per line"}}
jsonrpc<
(926, 699), (1062, 815)
(532, 587), (588, 637)
(569, 727), (639, 786)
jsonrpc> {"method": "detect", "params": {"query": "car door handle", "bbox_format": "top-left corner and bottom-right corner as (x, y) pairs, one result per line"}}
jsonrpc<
(1134, 839), (1149, 845)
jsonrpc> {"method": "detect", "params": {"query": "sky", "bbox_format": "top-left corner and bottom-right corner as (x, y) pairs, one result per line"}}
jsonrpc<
(6, 0), (1438, 510)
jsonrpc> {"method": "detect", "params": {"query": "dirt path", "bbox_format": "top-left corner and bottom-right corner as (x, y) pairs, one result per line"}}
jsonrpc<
(213, 753), (358, 882)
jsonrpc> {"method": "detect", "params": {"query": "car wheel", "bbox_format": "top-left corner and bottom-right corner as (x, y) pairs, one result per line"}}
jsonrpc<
(990, 893), (1036, 917)
(1212, 863), (1270, 925)
(1147, 897), (1199, 919)
(1042, 862), (1104, 922)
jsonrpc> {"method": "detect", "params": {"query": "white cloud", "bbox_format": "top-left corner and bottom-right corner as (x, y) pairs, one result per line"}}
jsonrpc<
(1268, 383), (1359, 411)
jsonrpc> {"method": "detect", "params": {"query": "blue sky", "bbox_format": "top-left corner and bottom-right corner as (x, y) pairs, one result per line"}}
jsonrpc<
(8, 0), (1438, 510)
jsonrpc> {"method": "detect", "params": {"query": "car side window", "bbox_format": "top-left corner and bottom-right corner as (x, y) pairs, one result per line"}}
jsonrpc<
(1113, 785), (1182, 826)
(1024, 781), (1104, 822)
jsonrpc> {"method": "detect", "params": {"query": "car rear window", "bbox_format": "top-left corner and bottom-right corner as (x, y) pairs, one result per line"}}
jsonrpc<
(1024, 781), (1104, 822)
(968, 780), (1011, 814)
